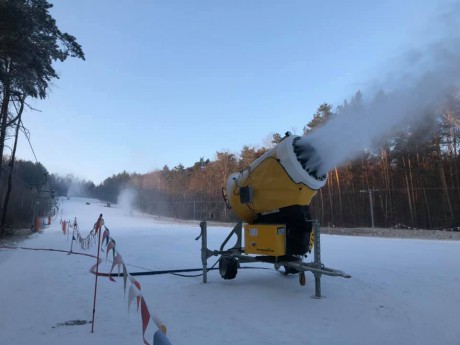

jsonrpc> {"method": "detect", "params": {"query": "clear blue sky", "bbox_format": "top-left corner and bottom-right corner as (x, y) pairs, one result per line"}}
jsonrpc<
(15, 0), (454, 184)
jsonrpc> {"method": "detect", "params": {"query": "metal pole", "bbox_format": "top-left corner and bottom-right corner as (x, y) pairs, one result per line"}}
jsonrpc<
(32, 200), (37, 232)
(200, 220), (208, 283)
(69, 225), (74, 254)
(313, 220), (322, 298)
(91, 214), (104, 333)
(368, 189), (375, 228)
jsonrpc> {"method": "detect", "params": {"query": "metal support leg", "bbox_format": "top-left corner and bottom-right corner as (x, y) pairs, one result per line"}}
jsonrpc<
(68, 226), (75, 255)
(219, 221), (242, 252)
(199, 220), (208, 283)
(313, 220), (322, 298)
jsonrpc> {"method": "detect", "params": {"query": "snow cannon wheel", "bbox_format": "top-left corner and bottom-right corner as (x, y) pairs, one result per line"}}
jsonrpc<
(219, 256), (238, 280)
(282, 265), (299, 275)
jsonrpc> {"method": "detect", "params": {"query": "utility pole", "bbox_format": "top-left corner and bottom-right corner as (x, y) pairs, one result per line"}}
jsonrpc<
(360, 188), (376, 228)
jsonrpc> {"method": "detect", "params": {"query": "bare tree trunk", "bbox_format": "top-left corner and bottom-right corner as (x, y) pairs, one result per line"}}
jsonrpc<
(380, 148), (392, 226)
(0, 86), (11, 183)
(327, 172), (334, 225)
(402, 156), (415, 226)
(439, 161), (453, 224)
(0, 59), (12, 183)
(1, 96), (24, 233)
(452, 129), (460, 203)
(434, 135), (454, 225)
(423, 188), (432, 229)
(408, 157), (417, 226)
(334, 167), (343, 224)
(318, 188), (324, 224)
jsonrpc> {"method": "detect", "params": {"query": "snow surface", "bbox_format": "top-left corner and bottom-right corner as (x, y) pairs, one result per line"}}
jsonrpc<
(1, 197), (459, 345)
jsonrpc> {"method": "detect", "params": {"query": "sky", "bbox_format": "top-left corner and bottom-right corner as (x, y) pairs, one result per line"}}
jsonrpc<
(1, 197), (459, 344)
(14, 0), (457, 185)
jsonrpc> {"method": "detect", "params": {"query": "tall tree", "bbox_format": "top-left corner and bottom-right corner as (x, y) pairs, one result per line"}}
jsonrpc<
(1, 93), (24, 230)
(303, 102), (333, 134)
(0, 0), (85, 181)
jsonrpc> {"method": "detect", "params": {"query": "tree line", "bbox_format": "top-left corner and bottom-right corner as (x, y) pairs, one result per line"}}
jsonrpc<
(5, 94), (460, 233)
(306, 93), (460, 230)
(80, 91), (459, 230)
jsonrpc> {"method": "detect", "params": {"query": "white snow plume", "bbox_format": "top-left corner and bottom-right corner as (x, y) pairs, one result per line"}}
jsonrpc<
(295, 3), (460, 177)
(67, 181), (87, 197)
(117, 188), (138, 215)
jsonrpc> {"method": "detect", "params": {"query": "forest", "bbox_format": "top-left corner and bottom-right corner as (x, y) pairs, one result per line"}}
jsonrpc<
(2, 92), (460, 233)
(45, 92), (460, 231)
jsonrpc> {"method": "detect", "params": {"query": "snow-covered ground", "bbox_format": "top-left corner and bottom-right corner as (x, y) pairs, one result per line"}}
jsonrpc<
(1, 197), (459, 345)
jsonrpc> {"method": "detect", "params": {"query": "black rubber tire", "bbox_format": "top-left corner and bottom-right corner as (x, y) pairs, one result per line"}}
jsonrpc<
(219, 256), (238, 280)
(283, 265), (299, 275)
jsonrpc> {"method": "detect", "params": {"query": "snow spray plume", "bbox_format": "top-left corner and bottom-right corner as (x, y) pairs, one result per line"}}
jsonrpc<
(67, 179), (88, 197)
(295, 3), (460, 177)
(117, 188), (138, 215)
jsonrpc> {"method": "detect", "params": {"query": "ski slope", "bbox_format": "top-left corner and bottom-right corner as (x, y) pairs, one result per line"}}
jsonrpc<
(0, 197), (459, 345)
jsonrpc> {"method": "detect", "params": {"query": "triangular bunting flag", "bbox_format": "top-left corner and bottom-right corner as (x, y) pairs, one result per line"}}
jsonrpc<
(109, 253), (123, 282)
(128, 284), (141, 312)
(102, 228), (110, 246)
(140, 297), (151, 345)
(106, 240), (116, 261)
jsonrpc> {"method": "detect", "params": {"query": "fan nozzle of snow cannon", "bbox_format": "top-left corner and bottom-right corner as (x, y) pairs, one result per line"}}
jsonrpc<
(226, 133), (327, 223)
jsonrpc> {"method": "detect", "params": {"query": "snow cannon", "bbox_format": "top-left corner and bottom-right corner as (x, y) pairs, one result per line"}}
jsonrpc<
(197, 132), (350, 294)
(226, 132), (327, 256)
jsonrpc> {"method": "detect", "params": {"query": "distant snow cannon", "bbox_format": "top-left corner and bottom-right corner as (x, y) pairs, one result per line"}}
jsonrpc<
(197, 132), (350, 295)
(226, 132), (326, 256)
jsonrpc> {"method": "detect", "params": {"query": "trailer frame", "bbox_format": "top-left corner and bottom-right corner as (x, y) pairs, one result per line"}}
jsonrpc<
(197, 219), (350, 298)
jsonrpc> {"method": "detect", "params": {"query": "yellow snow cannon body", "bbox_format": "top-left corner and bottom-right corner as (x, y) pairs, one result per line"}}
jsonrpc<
(198, 132), (350, 291)
(226, 133), (327, 257)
